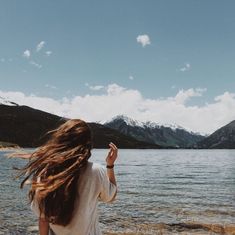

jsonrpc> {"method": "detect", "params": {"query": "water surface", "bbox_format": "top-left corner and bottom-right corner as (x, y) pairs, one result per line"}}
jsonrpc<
(0, 149), (234, 234)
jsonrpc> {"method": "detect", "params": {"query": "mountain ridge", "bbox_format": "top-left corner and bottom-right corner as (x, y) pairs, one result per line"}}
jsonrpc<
(0, 98), (234, 149)
(0, 104), (161, 149)
(104, 114), (203, 134)
(196, 120), (235, 149)
(104, 115), (205, 148)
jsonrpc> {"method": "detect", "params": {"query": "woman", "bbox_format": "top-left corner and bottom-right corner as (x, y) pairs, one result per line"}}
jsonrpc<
(18, 119), (118, 235)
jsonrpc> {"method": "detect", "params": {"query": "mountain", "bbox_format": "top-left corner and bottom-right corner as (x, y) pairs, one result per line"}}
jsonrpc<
(0, 103), (161, 149)
(88, 122), (161, 149)
(196, 120), (235, 149)
(0, 104), (65, 147)
(104, 115), (205, 148)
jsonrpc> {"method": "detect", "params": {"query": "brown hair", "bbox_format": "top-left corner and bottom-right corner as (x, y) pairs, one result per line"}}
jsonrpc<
(18, 119), (92, 226)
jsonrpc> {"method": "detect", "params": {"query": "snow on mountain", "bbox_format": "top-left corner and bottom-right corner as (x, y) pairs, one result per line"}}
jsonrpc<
(104, 115), (206, 148)
(107, 115), (145, 128)
(0, 96), (18, 106)
(105, 115), (191, 133)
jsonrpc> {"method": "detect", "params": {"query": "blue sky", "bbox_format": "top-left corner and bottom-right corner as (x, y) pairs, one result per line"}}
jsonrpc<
(1, 0), (235, 133)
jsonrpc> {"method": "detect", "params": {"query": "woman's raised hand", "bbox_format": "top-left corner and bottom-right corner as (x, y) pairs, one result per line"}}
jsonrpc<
(106, 142), (118, 166)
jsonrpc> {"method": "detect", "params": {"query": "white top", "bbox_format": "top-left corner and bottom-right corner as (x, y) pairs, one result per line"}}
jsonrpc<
(31, 161), (117, 235)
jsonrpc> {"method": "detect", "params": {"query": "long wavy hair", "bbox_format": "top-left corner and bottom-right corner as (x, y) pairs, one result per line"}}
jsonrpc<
(18, 119), (93, 226)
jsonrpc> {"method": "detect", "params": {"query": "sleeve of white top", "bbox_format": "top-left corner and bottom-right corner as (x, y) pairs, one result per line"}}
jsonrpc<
(30, 176), (46, 218)
(98, 165), (117, 203)
(30, 198), (45, 218)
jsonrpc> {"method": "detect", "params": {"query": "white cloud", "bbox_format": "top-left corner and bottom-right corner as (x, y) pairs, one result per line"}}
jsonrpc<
(85, 83), (104, 91)
(36, 41), (45, 52)
(23, 50), (31, 58)
(171, 88), (207, 105)
(1, 58), (5, 62)
(29, 61), (42, 69)
(129, 75), (134, 80)
(180, 63), (191, 72)
(1, 85), (235, 134)
(136, 34), (151, 47)
(90, 85), (104, 91)
(45, 51), (52, 56)
(106, 83), (126, 95)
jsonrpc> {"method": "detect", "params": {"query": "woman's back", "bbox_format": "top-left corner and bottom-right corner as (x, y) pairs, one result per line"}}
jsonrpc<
(31, 161), (117, 235)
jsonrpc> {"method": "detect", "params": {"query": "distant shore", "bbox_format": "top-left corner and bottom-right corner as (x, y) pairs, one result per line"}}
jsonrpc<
(0, 141), (19, 151)
(0, 146), (20, 151)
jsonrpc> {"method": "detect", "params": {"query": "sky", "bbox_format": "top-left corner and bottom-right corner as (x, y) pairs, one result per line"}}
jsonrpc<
(0, 0), (235, 134)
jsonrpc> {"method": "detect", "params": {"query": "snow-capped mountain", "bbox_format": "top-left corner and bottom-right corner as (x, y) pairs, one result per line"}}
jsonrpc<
(107, 115), (187, 131)
(106, 115), (146, 128)
(104, 115), (205, 148)
(0, 96), (18, 106)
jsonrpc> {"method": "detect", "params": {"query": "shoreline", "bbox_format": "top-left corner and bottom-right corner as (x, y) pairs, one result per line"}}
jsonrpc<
(103, 222), (235, 235)
(0, 146), (20, 151)
(25, 222), (235, 235)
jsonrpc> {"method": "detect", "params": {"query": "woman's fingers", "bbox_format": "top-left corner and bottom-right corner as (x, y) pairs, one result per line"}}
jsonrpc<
(109, 146), (117, 157)
(107, 142), (118, 162)
(109, 142), (118, 151)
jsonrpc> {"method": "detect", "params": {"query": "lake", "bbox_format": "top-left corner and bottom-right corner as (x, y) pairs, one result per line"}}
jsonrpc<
(0, 149), (235, 234)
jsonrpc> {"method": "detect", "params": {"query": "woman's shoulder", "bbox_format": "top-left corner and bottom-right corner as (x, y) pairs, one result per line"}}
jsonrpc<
(87, 161), (104, 171)
(86, 161), (105, 176)
(81, 162), (106, 185)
